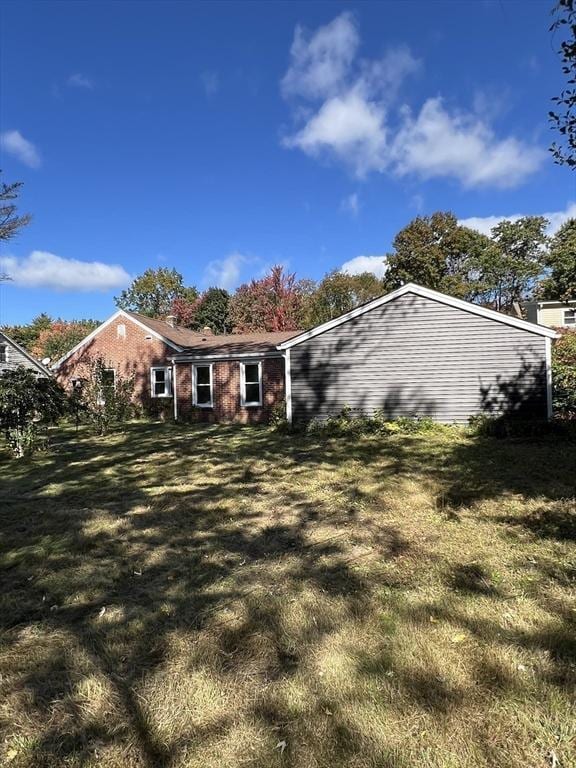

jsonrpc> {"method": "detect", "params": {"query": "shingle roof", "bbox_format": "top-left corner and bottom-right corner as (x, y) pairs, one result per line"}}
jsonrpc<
(173, 330), (300, 357)
(125, 312), (206, 347)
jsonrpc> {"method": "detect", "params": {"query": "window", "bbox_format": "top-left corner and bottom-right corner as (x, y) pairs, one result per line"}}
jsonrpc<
(102, 369), (116, 389)
(564, 309), (575, 326)
(0, 344), (6, 363)
(151, 366), (172, 397)
(117, 323), (126, 339)
(240, 361), (262, 407)
(193, 364), (213, 407)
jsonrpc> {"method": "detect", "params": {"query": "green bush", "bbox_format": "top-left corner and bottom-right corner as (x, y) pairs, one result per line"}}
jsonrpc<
(306, 408), (444, 437)
(468, 413), (576, 441)
(553, 329), (576, 419)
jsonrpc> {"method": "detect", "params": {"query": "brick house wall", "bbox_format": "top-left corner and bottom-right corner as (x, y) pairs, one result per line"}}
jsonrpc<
(56, 315), (176, 415)
(176, 357), (285, 424)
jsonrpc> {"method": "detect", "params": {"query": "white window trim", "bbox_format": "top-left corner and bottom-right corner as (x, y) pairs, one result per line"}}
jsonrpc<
(240, 360), (263, 407)
(192, 363), (213, 408)
(150, 366), (172, 398)
(563, 309), (575, 326)
(0, 344), (7, 363)
(103, 368), (116, 387)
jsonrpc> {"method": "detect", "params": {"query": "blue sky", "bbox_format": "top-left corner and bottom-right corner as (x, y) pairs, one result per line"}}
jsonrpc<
(0, 0), (574, 324)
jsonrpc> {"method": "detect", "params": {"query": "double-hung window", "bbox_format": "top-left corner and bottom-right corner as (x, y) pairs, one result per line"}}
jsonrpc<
(151, 366), (172, 397)
(0, 344), (6, 363)
(193, 364), (213, 407)
(563, 309), (575, 326)
(240, 361), (262, 407)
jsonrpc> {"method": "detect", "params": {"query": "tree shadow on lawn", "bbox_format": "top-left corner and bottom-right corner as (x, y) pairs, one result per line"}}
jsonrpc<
(0, 421), (574, 767)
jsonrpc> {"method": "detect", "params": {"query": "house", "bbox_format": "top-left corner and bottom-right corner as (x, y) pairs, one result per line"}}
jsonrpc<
(278, 284), (558, 425)
(54, 309), (296, 422)
(55, 284), (558, 425)
(0, 331), (51, 377)
(522, 299), (576, 328)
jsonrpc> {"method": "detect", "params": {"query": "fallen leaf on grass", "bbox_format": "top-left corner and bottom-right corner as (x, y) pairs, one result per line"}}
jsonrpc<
(276, 740), (287, 754)
(451, 633), (467, 643)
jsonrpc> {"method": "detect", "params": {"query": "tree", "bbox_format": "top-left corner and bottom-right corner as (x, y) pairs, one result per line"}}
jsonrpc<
(477, 217), (549, 312)
(31, 319), (100, 362)
(1, 313), (53, 351)
(229, 265), (305, 332)
(550, 0), (576, 168)
(78, 355), (135, 435)
(0, 173), (31, 243)
(539, 218), (576, 301)
(115, 268), (198, 318)
(192, 287), (232, 334)
(384, 212), (492, 300)
(302, 271), (384, 327)
(0, 367), (67, 457)
(0, 172), (31, 281)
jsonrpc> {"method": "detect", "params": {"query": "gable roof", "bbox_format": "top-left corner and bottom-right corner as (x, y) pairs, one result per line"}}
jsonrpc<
(0, 331), (52, 376)
(52, 309), (205, 370)
(277, 283), (559, 350)
(172, 330), (300, 359)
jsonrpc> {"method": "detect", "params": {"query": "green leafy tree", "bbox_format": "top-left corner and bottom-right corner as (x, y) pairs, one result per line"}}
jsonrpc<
(79, 355), (135, 435)
(539, 218), (576, 301)
(115, 268), (198, 318)
(550, 0), (576, 168)
(552, 328), (576, 416)
(476, 216), (549, 311)
(193, 287), (232, 334)
(384, 212), (491, 300)
(1, 313), (53, 351)
(31, 319), (100, 362)
(302, 271), (384, 327)
(0, 367), (67, 457)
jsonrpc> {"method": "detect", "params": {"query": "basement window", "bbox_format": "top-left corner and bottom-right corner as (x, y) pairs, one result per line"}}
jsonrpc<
(240, 361), (262, 407)
(564, 309), (575, 326)
(193, 364), (213, 407)
(151, 366), (172, 397)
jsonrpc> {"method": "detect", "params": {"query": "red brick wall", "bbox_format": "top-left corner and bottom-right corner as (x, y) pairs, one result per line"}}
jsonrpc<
(176, 357), (285, 424)
(56, 315), (175, 414)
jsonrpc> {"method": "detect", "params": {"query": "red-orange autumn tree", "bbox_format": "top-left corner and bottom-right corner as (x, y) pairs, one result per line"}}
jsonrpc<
(229, 265), (305, 332)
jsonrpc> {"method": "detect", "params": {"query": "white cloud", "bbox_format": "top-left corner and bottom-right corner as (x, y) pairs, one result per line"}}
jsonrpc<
(0, 251), (130, 292)
(281, 12), (359, 100)
(392, 98), (545, 188)
(340, 192), (360, 216)
(284, 89), (387, 177)
(200, 70), (220, 96)
(460, 201), (576, 237)
(0, 130), (41, 169)
(68, 73), (93, 89)
(202, 252), (248, 291)
(281, 14), (543, 187)
(340, 255), (387, 278)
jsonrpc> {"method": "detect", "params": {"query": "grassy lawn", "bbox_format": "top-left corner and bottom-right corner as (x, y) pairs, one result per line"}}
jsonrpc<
(0, 422), (574, 768)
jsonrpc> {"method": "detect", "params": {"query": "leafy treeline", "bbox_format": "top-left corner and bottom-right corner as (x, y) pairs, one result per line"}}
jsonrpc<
(112, 211), (576, 334)
(2, 212), (575, 355)
(2, 315), (100, 362)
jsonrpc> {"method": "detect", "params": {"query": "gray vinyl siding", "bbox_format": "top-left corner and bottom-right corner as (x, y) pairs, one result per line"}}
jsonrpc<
(290, 293), (547, 424)
(0, 333), (49, 377)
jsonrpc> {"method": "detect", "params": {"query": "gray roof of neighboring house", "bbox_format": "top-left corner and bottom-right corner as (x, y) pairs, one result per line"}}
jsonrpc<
(172, 330), (300, 358)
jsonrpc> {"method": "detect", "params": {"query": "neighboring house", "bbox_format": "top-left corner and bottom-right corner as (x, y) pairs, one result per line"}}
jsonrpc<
(523, 299), (576, 328)
(0, 331), (51, 377)
(55, 285), (558, 425)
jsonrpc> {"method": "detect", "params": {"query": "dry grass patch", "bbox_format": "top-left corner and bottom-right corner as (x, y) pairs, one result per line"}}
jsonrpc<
(0, 422), (574, 767)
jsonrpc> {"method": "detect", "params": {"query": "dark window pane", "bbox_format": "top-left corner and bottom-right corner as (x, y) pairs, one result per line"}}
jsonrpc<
(244, 364), (259, 384)
(196, 366), (210, 385)
(154, 381), (165, 395)
(102, 370), (115, 387)
(155, 369), (165, 383)
(197, 385), (211, 404)
(245, 382), (260, 403)
(0, 345), (6, 362)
